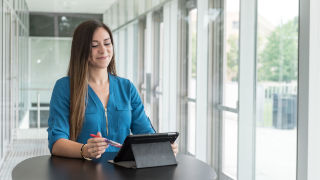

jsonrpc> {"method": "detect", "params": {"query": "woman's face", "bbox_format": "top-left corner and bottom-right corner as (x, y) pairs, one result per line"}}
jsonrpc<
(89, 27), (113, 69)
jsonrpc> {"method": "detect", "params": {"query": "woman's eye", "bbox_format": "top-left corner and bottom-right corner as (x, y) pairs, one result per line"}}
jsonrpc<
(92, 45), (98, 48)
(104, 43), (111, 46)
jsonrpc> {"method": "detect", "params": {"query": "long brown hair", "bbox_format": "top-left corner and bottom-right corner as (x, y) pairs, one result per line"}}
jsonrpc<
(67, 20), (117, 141)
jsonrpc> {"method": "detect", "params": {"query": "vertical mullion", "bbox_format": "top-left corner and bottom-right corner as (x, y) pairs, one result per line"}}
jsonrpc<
(297, 0), (320, 179)
(209, 0), (223, 173)
(238, 0), (257, 179)
(297, 0), (309, 178)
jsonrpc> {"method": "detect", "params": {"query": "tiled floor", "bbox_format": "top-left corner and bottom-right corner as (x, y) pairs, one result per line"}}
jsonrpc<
(0, 129), (50, 180)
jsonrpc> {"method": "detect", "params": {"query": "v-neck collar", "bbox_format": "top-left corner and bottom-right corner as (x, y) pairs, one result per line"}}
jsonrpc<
(88, 72), (114, 111)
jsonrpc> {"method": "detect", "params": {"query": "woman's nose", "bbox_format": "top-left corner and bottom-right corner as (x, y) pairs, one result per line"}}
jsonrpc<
(98, 45), (106, 53)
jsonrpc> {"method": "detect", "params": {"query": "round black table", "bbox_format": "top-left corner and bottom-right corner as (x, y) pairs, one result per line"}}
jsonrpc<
(12, 153), (217, 180)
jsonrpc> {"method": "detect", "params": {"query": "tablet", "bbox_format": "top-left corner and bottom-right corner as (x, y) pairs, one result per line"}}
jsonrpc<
(113, 132), (179, 162)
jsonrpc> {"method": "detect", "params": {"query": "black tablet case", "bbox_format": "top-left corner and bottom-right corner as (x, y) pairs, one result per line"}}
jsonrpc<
(109, 132), (179, 168)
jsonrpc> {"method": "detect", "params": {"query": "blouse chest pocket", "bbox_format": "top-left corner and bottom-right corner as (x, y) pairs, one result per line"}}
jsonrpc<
(114, 104), (132, 130)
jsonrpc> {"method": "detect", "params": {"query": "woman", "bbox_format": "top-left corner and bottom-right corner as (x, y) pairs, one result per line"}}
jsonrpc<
(47, 20), (178, 160)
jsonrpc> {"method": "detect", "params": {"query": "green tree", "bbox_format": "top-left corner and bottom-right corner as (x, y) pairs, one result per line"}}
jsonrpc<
(227, 35), (239, 81)
(258, 17), (298, 82)
(192, 32), (197, 78)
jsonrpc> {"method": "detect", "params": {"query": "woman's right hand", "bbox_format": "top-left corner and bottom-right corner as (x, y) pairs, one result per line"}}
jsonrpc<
(84, 132), (109, 159)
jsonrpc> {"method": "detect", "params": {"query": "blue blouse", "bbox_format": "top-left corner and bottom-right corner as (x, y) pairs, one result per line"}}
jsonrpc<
(47, 73), (155, 153)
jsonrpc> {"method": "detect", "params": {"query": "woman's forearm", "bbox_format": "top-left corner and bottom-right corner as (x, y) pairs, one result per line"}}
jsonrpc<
(51, 138), (87, 158)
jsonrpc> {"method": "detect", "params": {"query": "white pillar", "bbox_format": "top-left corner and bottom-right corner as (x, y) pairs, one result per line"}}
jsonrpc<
(238, 0), (257, 179)
(162, 2), (171, 132)
(162, 0), (178, 132)
(195, 0), (209, 162)
(168, 0), (178, 132)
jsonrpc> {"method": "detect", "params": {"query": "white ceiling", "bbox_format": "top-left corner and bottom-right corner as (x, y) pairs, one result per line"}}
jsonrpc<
(25, 0), (117, 14)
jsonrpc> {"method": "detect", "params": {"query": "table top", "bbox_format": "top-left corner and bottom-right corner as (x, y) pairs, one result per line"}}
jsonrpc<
(12, 153), (217, 180)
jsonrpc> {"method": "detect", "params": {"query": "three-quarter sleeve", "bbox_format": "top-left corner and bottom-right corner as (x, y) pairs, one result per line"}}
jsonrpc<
(129, 82), (156, 134)
(47, 78), (70, 153)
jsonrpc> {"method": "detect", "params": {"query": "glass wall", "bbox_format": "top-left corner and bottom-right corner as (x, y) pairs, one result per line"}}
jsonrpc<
(18, 29), (29, 128)
(0, 0), (29, 166)
(19, 0), (302, 179)
(30, 13), (102, 37)
(104, 0), (171, 31)
(28, 37), (71, 128)
(18, 0), (29, 130)
(209, 0), (299, 178)
(210, 0), (240, 178)
(0, 0), (314, 178)
(105, 0), (179, 135)
(25, 13), (101, 129)
(222, 0), (239, 109)
(255, 0), (299, 179)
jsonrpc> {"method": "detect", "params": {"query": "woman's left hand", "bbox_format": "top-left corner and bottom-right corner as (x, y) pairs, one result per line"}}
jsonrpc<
(171, 142), (178, 156)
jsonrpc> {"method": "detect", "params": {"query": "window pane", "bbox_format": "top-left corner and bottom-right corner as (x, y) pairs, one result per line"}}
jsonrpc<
(58, 15), (102, 37)
(222, 111), (238, 178)
(223, 0), (239, 109)
(5, 6), (11, 140)
(30, 13), (102, 37)
(187, 101), (196, 154)
(18, 28), (28, 129)
(256, 0), (298, 179)
(187, 8), (197, 155)
(30, 14), (55, 36)
(28, 38), (71, 128)
(187, 9), (197, 100)
(132, 23), (139, 86)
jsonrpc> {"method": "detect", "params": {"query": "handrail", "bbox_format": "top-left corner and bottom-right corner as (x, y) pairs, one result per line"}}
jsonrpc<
(21, 88), (53, 128)
(37, 93), (40, 128)
(20, 88), (52, 91)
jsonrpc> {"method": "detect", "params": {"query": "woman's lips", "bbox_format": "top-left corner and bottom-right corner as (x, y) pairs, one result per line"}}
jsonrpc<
(96, 56), (107, 60)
